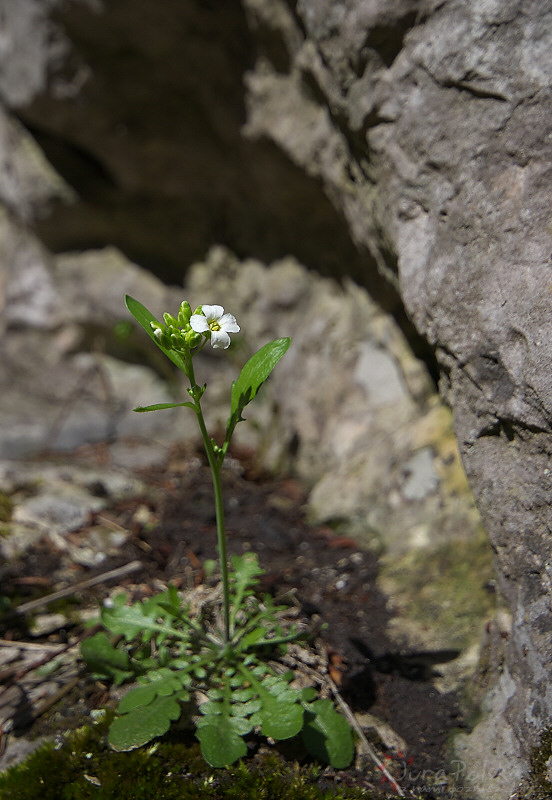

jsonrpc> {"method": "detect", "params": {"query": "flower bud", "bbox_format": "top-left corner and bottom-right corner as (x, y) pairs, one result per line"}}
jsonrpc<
(163, 312), (179, 328)
(193, 305), (203, 316)
(178, 301), (192, 326)
(185, 330), (204, 348)
(152, 327), (172, 349)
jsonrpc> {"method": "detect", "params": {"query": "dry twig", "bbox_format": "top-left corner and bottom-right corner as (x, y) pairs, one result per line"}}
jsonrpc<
(12, 560), (142, 615)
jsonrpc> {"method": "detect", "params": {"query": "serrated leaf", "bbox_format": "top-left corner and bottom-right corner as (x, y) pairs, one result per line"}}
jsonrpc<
(196, 716), (247, 767)
(229, 553), (264, 632)
(80, 632), (134, 686)
(301, 699), (354, 768)
(101, 603), (178, 641)
(231, 552), (263, 588)
(109, 694), (181, 751)
(125, 295), (188, 374)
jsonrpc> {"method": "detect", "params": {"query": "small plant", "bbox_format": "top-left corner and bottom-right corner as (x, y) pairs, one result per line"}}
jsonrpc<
(81, 296), (354, 769)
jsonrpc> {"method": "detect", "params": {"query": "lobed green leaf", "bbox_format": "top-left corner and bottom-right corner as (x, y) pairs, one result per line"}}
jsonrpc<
(301, 699), (354, 769)
(196, 716), (248, 768)
(101, 602), (183, 643)
(109, 694), (182, 751)
(254, 693), (304, 740)
(230, 698), (262, 717)
(117, 674), (186, 713)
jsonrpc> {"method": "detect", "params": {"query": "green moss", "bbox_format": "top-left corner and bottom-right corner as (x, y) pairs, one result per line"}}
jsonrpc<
(0, 717), (376, 800)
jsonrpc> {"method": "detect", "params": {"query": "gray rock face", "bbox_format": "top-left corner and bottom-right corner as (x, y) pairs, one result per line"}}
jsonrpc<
(4, 0), (387, 309)
(1, 0), (551, 794)
(242, 1), (552, 795)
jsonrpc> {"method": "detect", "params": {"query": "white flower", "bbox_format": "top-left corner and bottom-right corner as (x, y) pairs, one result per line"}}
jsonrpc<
(190, 304), (240, 349)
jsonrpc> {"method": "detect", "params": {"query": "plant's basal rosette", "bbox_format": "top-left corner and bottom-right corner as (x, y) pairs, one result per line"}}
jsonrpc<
(190, 304), (240, 349)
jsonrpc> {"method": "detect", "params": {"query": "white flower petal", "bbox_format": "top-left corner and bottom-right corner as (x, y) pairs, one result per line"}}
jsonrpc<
(190, 314), (209, 333)
(219, 313), (240, 333)
(210, 330), (231, 349)
(201, 304), (224, 322)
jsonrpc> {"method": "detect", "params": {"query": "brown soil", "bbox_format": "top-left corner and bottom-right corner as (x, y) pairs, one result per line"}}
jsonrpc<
(0, 442), (469, 798)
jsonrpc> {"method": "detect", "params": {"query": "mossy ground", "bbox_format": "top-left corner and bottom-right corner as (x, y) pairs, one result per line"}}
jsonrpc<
(0, 716), (385, 800)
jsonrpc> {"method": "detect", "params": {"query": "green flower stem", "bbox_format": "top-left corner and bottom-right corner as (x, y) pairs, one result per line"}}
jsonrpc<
(186, 356), (231, 643)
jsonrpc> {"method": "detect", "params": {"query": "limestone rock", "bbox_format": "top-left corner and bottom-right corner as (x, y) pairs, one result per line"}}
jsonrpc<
(0, 238), (194, 457)
(241, 0), (552, 792)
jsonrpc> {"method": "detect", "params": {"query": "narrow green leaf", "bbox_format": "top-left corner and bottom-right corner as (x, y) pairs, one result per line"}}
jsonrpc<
(230, 337), (291, 420)
(109, 694), (181, 751)
(134, 402), (196, 413)
(125, 295), (188, 374)
(240, 627), (268, 649)
(301, 699), (354, 768)
(146, 585), (181, 618)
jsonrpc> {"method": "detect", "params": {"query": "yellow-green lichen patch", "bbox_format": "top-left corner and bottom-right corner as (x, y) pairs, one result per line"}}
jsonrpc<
(411, 402), (472, 500)
(380, 526), (496, 658)
(0, 492), (13, 524)
(516, 727), (552, 800)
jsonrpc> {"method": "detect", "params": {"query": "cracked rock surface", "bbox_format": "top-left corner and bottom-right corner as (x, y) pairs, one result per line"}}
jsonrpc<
(242, 2), (552, 795)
